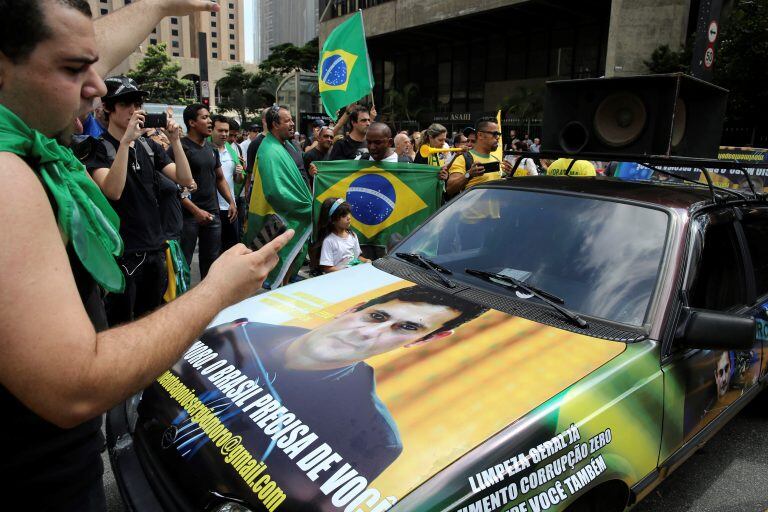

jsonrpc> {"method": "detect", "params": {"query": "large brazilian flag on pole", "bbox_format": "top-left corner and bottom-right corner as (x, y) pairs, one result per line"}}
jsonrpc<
(313, 161), (443, 247)
(318, 10), (374, 120)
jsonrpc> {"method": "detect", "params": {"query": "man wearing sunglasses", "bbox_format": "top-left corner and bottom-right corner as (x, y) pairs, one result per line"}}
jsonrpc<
(446, 119), (513, 197)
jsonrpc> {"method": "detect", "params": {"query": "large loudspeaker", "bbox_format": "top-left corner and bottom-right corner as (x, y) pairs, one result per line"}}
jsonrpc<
(542, 73), (728, 159)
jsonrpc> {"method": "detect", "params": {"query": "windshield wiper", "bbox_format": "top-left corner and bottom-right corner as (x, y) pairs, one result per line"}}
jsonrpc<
(396, 252), (456, 288)
(465, 268), (588, 328)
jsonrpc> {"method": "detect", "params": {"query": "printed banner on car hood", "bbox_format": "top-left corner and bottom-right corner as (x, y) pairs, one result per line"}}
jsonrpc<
(145, 265), (626, 511)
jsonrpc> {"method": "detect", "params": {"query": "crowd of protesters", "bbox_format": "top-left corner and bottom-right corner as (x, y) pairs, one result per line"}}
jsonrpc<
(74, 83), (605, 308)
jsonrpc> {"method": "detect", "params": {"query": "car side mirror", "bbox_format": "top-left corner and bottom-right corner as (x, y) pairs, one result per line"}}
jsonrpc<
(676, 306), (756, 351)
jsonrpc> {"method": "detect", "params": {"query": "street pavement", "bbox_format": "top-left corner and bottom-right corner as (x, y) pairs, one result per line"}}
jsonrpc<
(103, 250), (768, 511)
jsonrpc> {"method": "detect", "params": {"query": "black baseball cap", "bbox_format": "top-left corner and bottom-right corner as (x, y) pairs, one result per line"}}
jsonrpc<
(462, 126), (476, 137)
(312, 119), (326, 128)
(102, 76), (148, 101)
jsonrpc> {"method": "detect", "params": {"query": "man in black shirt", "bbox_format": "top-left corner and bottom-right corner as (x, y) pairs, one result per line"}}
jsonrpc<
(169, 104), (236, 279)
(86, 76), (195, 325)
(327, 105), (371, 160)
(303, 126), (333, 187)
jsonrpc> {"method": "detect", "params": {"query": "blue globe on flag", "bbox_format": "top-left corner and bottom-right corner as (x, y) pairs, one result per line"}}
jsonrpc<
(346, 174), (396, 225)
(321, 54), (348, 87)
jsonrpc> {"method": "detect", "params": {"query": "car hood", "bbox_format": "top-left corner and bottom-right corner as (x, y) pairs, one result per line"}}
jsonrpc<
(138, 264), (626, 511)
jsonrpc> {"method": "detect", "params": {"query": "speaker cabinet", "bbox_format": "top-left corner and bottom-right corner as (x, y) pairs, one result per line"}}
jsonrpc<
(542, 73), (728, 159)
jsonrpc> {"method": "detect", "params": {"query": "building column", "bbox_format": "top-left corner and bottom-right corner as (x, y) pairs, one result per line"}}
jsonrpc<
(605, 0), (691, 77)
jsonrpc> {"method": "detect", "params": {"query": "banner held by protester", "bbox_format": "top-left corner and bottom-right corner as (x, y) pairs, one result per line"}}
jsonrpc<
(313, 160), (442, 248)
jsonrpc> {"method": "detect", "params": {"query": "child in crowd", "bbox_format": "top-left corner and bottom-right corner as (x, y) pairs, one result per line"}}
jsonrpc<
(317, 197), (370, 273)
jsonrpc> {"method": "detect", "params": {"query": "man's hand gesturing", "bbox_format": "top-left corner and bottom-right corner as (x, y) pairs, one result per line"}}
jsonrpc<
(204, 229), (295, 305)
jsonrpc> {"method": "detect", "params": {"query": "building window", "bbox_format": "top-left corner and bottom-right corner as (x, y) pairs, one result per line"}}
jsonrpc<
(100, 8), (108, 14)
(229, 44), (235, 50)
(229, 33), (235, 40)
(171, 17), (178, 24)
(211, 11), (216, 17)
(228, 13), (234, 19)
(212, 42), (218, 48)
(152, 28), (157, 33)
(171, 29), (178, 36)
(211, 21), (217, 27)
(100, 0), (107, 3)
(172, 51), (180, 57)
(171, 40), (179, 48)
(230, 54), (236, 61)
(150, 38), (157, 45)
(212, 52), (218, 58)
(229, 23), (235, 30)
(212, 31), (217, 38)
(229, 2), (234, 8)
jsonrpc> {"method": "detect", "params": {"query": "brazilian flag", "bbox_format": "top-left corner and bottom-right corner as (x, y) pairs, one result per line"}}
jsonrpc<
(318, 10), (374, 119)
(313, 161), (442, 247)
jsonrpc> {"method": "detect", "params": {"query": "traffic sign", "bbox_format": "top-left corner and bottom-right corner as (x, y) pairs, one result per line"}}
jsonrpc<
(201, 80), (210, 98)
(704, 46), (715, 69)
(708, 20), (719, 43)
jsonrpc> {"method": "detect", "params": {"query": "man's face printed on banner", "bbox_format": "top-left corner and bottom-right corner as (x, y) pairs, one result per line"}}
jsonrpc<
(715, 351), (731, 399)
(285, 299), (461, 371)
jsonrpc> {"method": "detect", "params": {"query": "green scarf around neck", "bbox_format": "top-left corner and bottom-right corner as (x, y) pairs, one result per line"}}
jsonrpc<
(0, 104), (125, 293)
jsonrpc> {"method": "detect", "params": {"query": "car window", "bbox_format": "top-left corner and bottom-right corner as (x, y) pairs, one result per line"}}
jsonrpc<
(687, 215), (747, 311)
(740, 208), (768, 299)
(396, 188), (669, 326)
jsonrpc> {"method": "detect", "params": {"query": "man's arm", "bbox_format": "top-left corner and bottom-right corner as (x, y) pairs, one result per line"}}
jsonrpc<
(160, 115), (195, 187)
(0, 153), (292, 428)
(182, 197), (213, 225)
(91, 111), (145, 200)
(94, 0), (219, 77)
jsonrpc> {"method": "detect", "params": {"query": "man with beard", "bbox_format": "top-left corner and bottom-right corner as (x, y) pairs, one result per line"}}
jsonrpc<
(247, 106), (312, 287)
(169, 104), (237, 278)
(304, 126), (333, 187)
(0, 0), (293, 509)
(446, 118), (513, 197)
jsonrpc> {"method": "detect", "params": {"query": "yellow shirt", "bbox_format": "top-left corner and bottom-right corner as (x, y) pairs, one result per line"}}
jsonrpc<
(448, 150), (504, 189)
(546, 158), (596, 176)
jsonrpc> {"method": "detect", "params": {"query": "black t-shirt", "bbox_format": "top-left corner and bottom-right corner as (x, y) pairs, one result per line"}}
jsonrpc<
(168, 137), (221, 215)
(157, 172), (183, 240)
(246, 133), (266, 176)
(328, 134), (368, 160)
(303, 147), (328, 169)
(84, 131), (172, 252)
(0, 190), (107, 508)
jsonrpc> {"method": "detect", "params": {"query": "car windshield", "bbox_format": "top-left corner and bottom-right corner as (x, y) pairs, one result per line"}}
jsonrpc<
(395, 188), (669, 326)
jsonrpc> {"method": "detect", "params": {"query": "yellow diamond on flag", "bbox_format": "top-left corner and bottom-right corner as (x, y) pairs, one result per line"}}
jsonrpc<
(318, 49), (359, 93)
(316, 166), (428, 239)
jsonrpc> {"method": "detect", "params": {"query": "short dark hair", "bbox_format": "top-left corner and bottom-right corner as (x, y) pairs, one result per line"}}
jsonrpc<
(349, 105), (370, 124)
(475, 118), (497, 133)
(265, 104), (289, 130)
(360, 286), (487, 336)
(211, 114), (230, 128)
(0, 0), (92, 64)
(183, 103), (208, 130)
(367, 121), (392, 138)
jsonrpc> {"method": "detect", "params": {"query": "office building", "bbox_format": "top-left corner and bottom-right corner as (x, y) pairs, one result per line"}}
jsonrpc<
(318, 0), (696, 130)
(88, 0), (257, 108)
(257, 0), (318, 64)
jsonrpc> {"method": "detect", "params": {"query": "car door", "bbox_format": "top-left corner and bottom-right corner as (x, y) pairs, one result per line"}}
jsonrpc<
(658, 207), (760, 464)
(738, 206), (768, 380)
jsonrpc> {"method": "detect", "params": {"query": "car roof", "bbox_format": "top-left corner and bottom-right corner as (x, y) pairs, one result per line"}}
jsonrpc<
(480, 176), (729, 211)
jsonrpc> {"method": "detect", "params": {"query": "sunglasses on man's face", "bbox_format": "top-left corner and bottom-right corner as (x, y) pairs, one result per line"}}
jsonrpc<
(478, 130), (502, 138)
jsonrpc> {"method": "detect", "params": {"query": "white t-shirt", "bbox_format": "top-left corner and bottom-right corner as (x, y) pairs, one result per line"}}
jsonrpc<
(355, 152), (399, 162)
(320, 232), (362, 268)
(217, 147), (236, 210)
